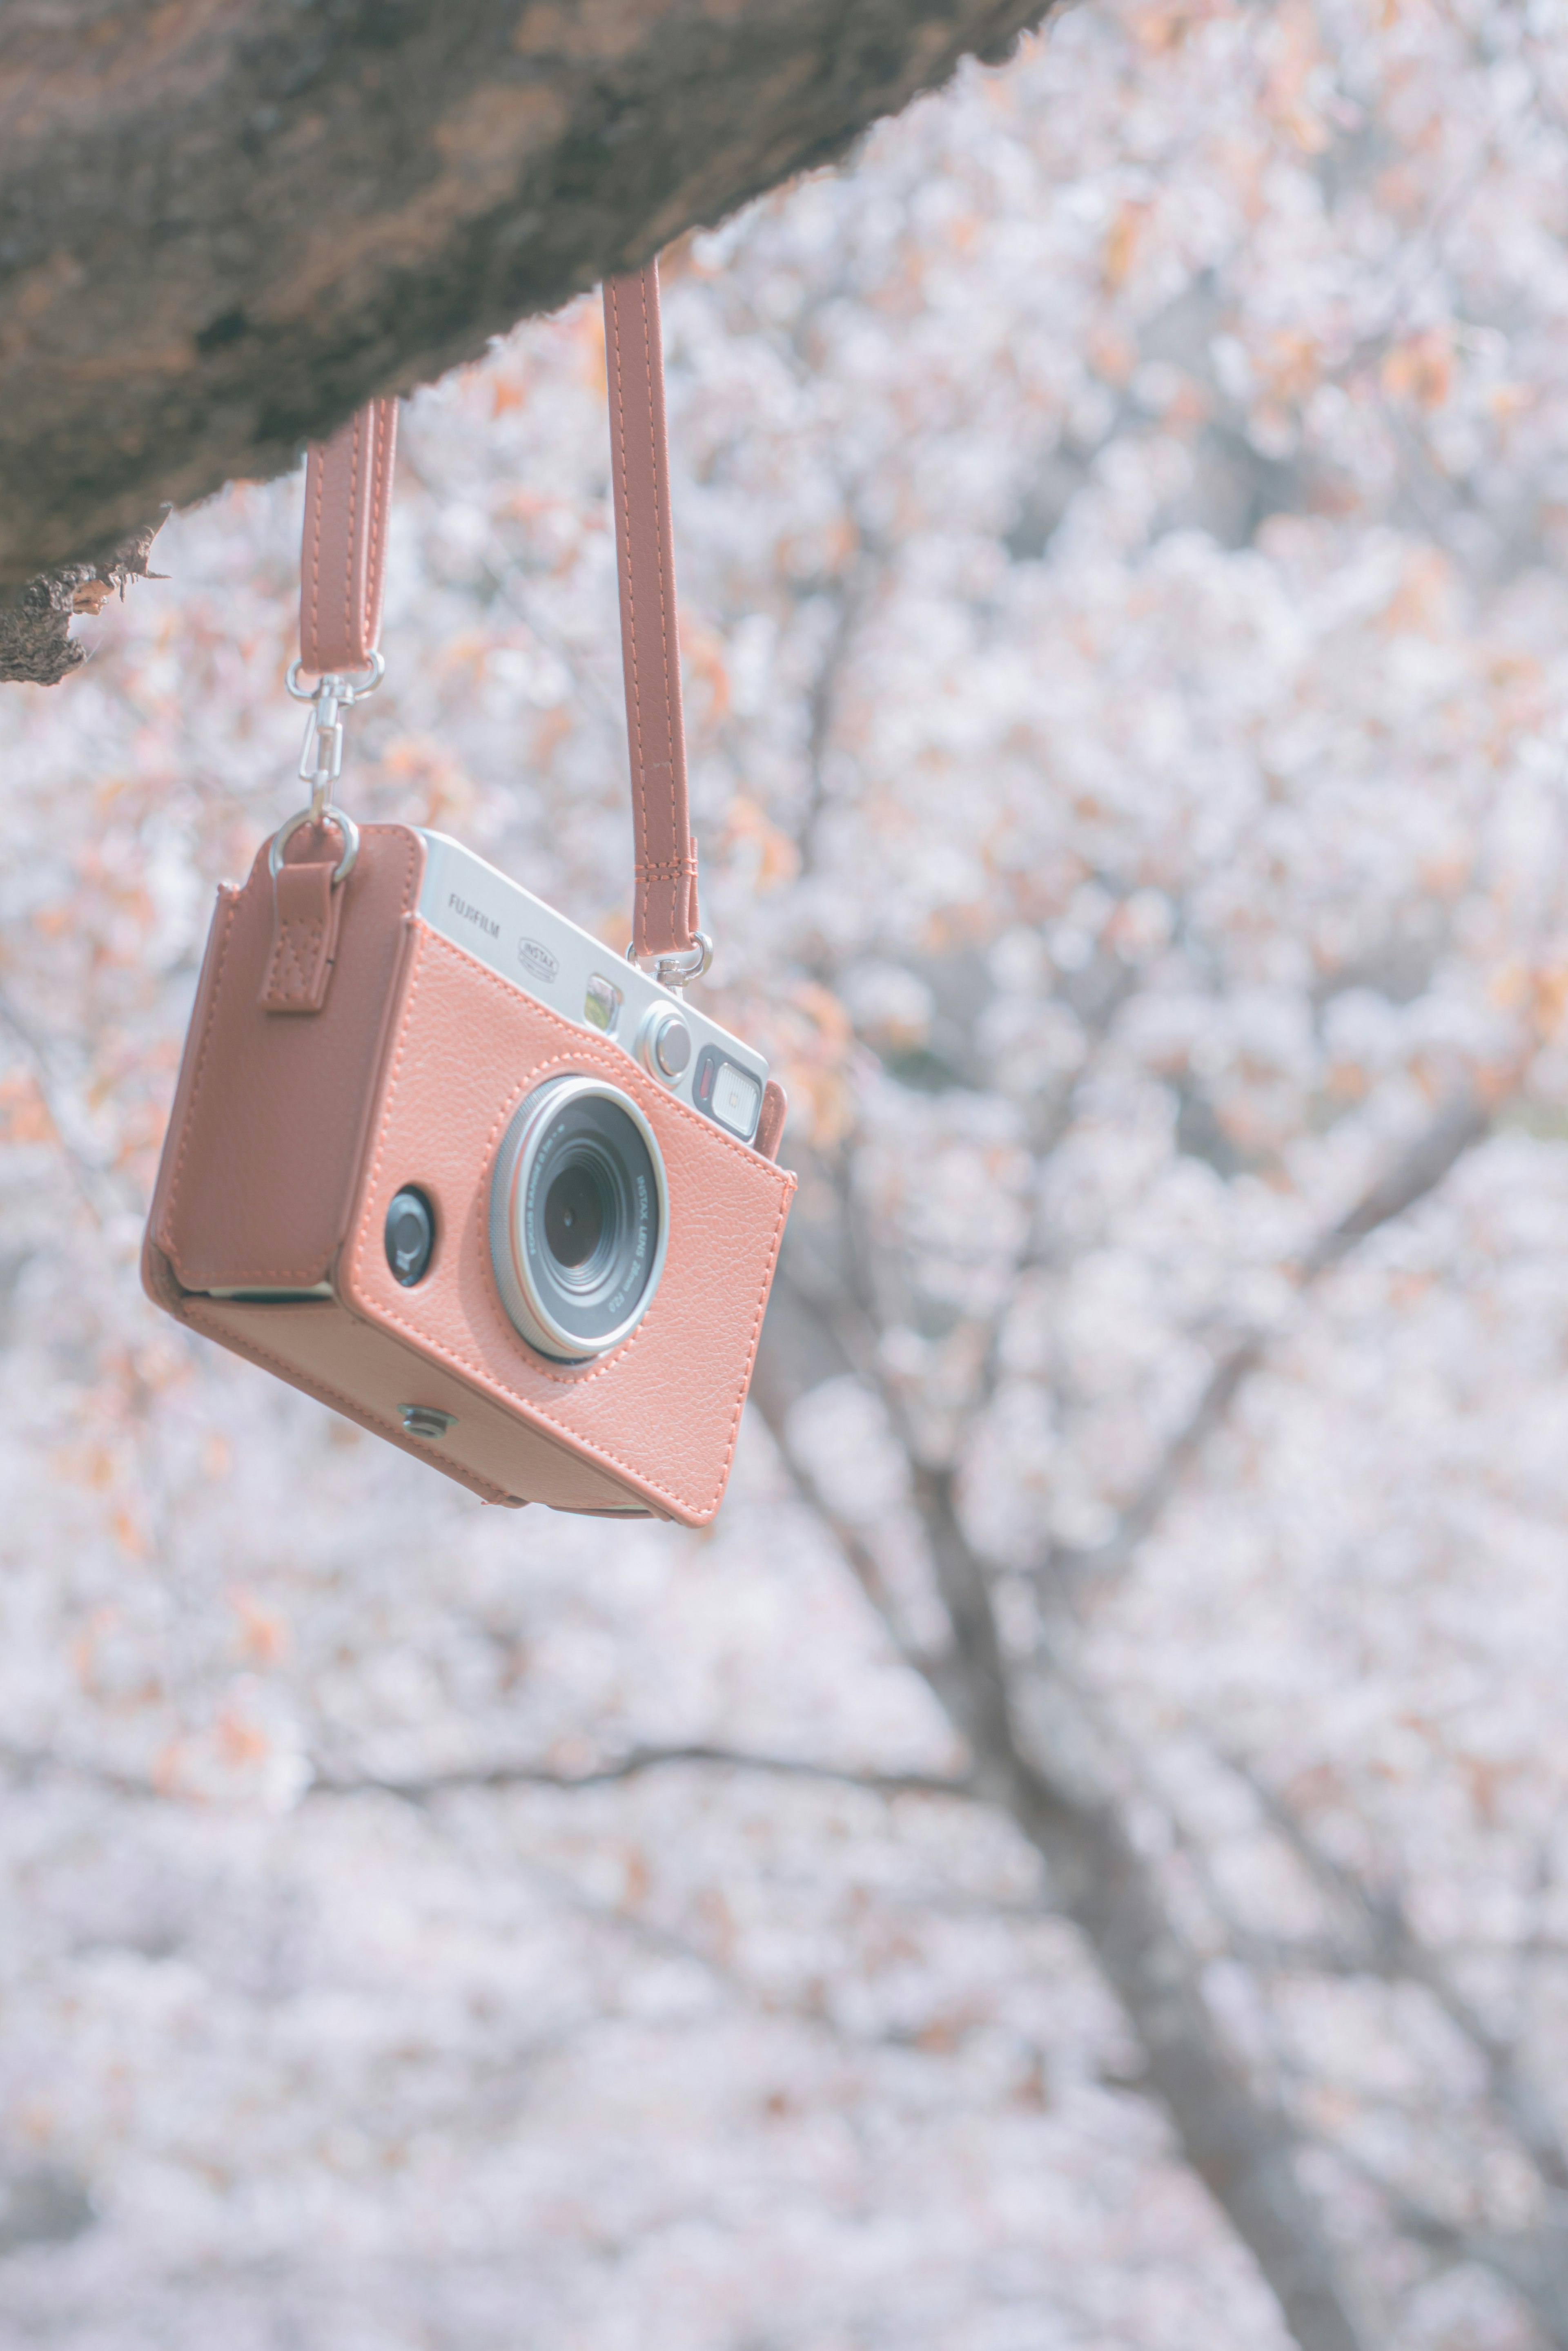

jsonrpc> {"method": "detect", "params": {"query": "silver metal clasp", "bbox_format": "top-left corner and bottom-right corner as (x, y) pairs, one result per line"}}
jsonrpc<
(287, 651), (384, 817)
(625, 932), (714, 994)
(270, 652), (385, 886)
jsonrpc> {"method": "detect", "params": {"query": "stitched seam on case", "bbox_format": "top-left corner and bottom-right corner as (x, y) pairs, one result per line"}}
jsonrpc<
(264, 915), (324, 1003)
(187, 1310), (513, 1505)
(350, 921), (792, 1514)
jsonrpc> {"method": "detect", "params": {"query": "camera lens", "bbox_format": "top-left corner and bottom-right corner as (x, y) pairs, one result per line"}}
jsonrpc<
(544, 1157), (608, 1274)
(489, 1077), (667, 1362)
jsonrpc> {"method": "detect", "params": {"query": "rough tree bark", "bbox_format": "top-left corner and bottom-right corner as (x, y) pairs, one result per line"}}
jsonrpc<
(0, 0), (1049, 679)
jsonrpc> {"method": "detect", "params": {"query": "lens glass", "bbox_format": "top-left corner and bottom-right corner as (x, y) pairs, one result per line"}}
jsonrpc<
(543, 1154), (610, 1274)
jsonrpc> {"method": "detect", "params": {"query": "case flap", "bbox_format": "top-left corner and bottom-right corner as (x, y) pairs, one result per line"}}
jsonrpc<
(149, 825), (424, 1293)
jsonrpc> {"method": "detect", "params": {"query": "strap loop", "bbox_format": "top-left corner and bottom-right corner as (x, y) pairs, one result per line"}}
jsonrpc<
(299, 397), (398, 675)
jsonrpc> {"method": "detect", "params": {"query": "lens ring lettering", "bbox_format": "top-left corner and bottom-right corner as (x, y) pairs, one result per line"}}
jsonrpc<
(487, 1076), (668, 1363)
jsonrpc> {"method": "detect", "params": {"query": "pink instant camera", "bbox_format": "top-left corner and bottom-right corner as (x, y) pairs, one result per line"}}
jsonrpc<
(142, 267), (794, 1523)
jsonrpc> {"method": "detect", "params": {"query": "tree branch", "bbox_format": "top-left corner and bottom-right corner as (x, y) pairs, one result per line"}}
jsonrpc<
(310, 1742), (973, 1806)
(1045, 1087), (1494, 1592)
(0, 0), (1052, 593)
(1234, 1759), (1568, 2204)
(751, 1387), (1370, 2351)
(0, 1735), (970, 1809)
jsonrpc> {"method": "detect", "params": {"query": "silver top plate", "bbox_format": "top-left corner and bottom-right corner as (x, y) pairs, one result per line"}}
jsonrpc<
(414, 832), (768, 1142)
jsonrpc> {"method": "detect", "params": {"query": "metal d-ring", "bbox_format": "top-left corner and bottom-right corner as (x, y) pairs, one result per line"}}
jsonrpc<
(285, 650), (385, 703)
(624, 931), (714, 993)
(268, 804), (361, 884)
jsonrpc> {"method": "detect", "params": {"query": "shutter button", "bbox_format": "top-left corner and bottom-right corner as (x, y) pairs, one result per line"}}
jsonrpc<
(646, 1012), (691, 1081)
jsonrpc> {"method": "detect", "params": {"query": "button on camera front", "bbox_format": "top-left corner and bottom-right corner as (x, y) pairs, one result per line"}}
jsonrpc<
(385, 1188), (435, 1287)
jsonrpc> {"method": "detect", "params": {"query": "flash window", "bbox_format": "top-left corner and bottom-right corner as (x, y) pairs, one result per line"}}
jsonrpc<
(693, 1045), (762, 1142)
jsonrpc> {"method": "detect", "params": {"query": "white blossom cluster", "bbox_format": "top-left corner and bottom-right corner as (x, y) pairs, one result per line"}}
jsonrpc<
(2, 0), (1568, 2342)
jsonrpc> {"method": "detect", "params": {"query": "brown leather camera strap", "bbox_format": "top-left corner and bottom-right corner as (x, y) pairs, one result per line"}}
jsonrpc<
(603, 262), (699, 961)
(298, 263), (696, 959)
(298, 396), (399, 675)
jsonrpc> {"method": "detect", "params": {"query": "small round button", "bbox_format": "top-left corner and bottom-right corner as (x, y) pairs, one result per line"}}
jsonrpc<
(385, 1188), (434, 1287)
(651, 1013), (691, 1079)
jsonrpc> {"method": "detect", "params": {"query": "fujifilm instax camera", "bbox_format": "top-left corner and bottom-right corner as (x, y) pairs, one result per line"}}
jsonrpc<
(143, 823), (796, 1522)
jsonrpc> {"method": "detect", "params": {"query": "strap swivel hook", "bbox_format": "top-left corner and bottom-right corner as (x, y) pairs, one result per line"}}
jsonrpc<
(270, 651), (385, 886)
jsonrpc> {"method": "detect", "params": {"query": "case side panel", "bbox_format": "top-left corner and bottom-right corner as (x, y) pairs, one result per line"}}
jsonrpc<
(151, 826), (426, 1294)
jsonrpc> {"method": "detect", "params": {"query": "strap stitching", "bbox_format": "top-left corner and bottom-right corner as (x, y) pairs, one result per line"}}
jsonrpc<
(304, 440), (326, 671)
(636, 268), (682, 954)
(608, 283), (650, 957)
(264, 913), (325, 1003)
(342, 403), (361, 659)
(363, 401), (392, 655)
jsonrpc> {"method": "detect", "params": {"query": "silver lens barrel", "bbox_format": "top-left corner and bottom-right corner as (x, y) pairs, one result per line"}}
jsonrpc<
(488, 1076), (668, 1362)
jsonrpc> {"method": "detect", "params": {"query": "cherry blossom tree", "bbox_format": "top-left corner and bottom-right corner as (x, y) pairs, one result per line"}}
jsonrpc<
(4, 1), (1568, 2346)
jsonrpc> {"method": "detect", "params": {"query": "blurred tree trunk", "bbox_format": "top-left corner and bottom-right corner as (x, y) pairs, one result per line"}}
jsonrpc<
(746, 1085), (1509, 2351)
(0, 0), (1047, 680)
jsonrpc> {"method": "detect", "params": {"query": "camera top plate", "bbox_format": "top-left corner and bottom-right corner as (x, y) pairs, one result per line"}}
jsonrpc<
(415, 832), (769, 1146)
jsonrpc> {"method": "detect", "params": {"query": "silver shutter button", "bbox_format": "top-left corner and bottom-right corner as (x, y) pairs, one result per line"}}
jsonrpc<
(644, 1010), (692, 1081)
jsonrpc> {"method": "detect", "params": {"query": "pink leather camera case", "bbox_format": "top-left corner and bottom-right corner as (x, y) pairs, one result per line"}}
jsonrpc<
(143, 823), (796, 1523)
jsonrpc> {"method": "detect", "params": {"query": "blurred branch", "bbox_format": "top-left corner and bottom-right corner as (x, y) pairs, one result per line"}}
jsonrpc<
(1043, 1086), (1494, 1593)
(753, 1084), (1507, 2347)
(0, 1736), (970, 1809)
(311, 1743), (972, 1805)
(750, 1381), (1370, 2351)
(797, 555), (878, 877)
(1123, 1727), (1568, 2340)
(0, 986), (131, 1228)
(1316, 2132), (1568, 2351)
(1234, 1758), (1568, 2199)
(1300, 1090), (1492, 1275)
